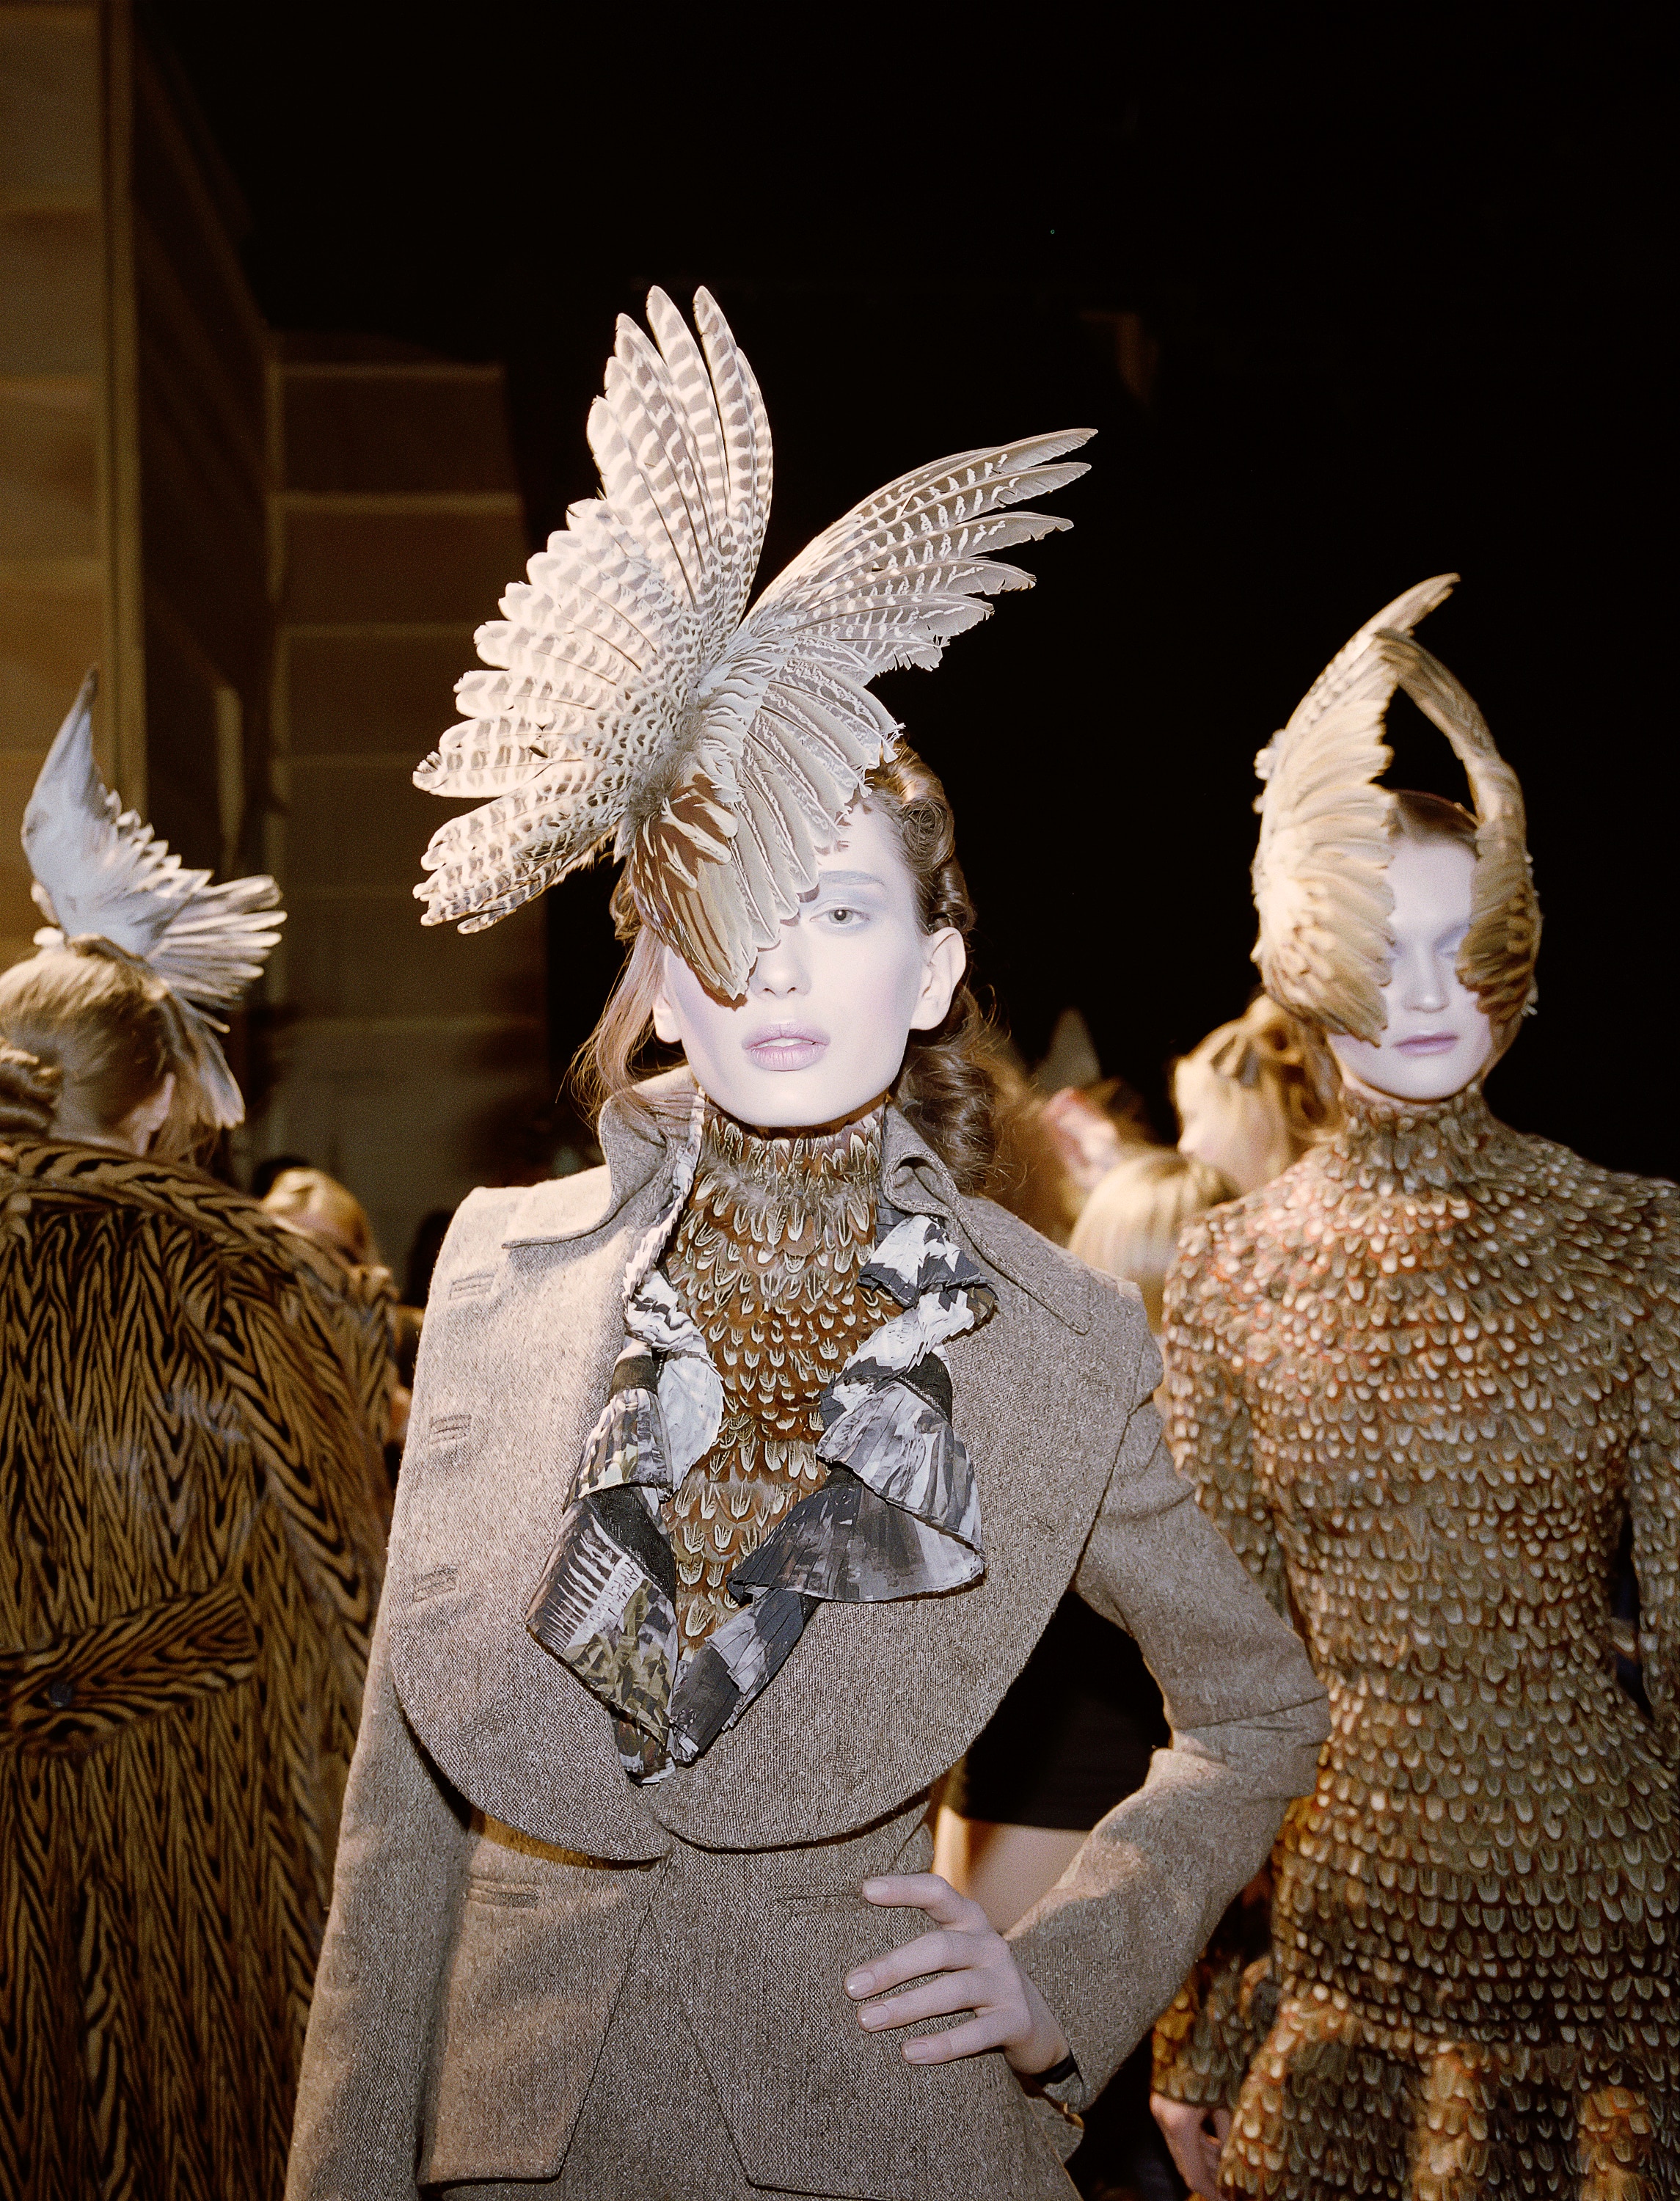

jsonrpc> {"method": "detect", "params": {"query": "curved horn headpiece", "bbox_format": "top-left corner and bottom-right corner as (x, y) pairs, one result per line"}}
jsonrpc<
(20, 673), (284, 1126)
(1251, 577), (1539, 1041)
(413, 287), (1092, 996)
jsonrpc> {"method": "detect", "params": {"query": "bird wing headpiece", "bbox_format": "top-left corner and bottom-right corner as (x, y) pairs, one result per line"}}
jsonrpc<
(413, 287), (1092, 996)
(1251, 575), (1540, 1041)
(21, 673), (285, 1126)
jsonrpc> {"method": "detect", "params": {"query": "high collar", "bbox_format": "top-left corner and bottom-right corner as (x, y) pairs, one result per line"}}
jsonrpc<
(588, 1070), (961, 1233)
(1322, 1079), (1501, 1194)
(497, 1069), (1100, 1335)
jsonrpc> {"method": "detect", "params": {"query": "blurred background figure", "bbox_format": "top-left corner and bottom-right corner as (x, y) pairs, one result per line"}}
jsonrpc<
(261, 1167), (419, 1468)
(994, 1009), (1155, 1246)
(262, 1164), (380, 1266)
(1070, 1148), (1234, 1332)
(0, 693), (392, 2201)
(1172, 995), (1339, 1197)
(249, 1153), (313, 1201)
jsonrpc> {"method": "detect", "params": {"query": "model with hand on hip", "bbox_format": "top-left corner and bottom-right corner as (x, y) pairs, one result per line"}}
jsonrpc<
(285, 288), (1329, 2201)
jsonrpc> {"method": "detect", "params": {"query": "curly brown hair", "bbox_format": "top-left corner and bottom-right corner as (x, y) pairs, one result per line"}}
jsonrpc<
(574, 745), (1005, 1193)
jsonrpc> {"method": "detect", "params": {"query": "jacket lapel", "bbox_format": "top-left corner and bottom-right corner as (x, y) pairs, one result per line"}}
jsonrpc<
(390, 1084), (1135, 1858)
(387, 1086), (685, 1861)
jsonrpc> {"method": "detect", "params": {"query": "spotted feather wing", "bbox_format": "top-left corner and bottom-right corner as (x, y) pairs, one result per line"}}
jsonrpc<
(633, 428), (1094, 994)
(415, 288), (1091, 996)
(413, 285), (767, 937)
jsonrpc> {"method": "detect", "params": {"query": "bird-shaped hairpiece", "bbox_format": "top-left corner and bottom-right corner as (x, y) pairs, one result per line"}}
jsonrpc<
(413, 288), (1092, 996)
(22, 673), (285, 1125)
(1252, 575), (1539, 1040)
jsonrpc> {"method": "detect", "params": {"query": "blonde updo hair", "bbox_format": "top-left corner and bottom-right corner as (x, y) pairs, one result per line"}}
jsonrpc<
(0, 942), (215, 1161)
(1069, 1146), (1232, 1332)
(260, 1167), (379, 1267)
(1172, 993), (1340, 1194)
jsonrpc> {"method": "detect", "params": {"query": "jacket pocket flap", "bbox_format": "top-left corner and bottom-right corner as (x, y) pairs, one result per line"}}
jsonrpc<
(419, 1847), (658, 2186)
(679, 1890), (926, 2199)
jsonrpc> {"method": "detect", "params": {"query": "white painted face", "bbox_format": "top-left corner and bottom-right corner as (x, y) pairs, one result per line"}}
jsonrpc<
(651, 803), (966, 1131)
(1329, 837), (1495, 1104)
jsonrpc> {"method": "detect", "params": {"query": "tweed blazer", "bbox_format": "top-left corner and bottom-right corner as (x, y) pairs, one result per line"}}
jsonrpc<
(288, 1081), (1327, 2200)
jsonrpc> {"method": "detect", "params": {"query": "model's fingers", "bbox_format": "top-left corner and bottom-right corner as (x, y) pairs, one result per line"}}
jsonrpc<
(844, 1927), (963, 1999)
(855, 1972), (983, 2032)
(860, 1873), (976, 1927)
(899, 2011), (1012, 2064)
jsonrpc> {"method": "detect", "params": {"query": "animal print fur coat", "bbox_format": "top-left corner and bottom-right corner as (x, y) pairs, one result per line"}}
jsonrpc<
(0, 1137), (394, 2201)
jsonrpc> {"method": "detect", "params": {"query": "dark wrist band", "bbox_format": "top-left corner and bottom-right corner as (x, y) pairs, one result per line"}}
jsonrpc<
(1033, 2050), (1079, 2089)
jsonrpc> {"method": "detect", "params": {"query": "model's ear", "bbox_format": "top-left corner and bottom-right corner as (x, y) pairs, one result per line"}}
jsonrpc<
(117, 1070), (176, 1156)
(909, 927), (965, 1033)
(650, 947), (682, 1045)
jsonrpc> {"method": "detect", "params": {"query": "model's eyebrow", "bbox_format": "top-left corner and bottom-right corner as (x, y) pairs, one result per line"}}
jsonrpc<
(803, 869), (889, 898)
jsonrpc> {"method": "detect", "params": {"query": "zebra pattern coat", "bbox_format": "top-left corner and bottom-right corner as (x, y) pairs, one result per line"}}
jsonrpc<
(0, 1138), (393, 2201)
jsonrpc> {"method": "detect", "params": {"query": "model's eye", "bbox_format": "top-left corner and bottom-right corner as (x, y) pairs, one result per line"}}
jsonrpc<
(823, 905), (862, 927)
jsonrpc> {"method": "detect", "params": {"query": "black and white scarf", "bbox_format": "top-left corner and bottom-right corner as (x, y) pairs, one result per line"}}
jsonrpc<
(525, 1114), (996, 1781)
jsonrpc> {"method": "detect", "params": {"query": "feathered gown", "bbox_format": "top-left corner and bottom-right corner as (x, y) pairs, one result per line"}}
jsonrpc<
(1157, 1085), (1678, 2199)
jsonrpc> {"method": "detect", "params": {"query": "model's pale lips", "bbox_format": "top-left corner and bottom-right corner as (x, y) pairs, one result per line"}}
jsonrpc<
(742, 1021), (830, 1072)
(1395, 1032), (1459, 1056)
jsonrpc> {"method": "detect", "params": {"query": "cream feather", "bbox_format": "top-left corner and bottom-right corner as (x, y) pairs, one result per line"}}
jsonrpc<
(1374, 629), (1541, 1032)
(414, 288), (1092, 994)
(21, 673), (284, 1126)
(1251, 575), (1458, 1040)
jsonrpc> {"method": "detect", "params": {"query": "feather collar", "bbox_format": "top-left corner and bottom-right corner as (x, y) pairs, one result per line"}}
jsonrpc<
(525, 1093), (997, 1781)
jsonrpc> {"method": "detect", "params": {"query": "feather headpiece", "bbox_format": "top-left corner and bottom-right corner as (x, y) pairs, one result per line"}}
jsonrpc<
(21, 673), (285, 1126)
(413, 288), (1092, 996)
(1252, 576), (1540, 1040)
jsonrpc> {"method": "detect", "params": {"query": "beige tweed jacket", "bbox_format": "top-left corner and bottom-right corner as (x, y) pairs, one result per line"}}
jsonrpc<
(287, 1080), (1327, 2200)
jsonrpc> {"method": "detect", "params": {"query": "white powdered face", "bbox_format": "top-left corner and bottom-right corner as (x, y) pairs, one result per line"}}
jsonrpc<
(1329, 839), (1495, 1104)
(651, 805), (965, 1132)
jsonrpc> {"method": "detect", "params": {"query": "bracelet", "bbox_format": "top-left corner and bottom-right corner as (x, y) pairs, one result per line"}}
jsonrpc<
(1032, 2050), (1080, 2089)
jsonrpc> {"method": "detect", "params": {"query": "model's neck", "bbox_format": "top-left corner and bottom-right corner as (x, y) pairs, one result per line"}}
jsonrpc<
(696, 1102), (884, 1199)
(718, 1090), (891, 1145)
(675, 1103), (885, 1306)
(1328, 1080), (1499, 1190)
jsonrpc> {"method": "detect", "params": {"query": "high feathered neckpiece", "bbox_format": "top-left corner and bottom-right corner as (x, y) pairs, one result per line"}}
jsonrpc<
(21, 674), (284, 1126)
(413, 287), (1092, 996)
(1250, 576), (1541, 1043)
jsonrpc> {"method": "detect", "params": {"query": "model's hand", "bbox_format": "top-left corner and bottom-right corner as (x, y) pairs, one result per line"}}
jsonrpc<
(1150, 2091), (1230, 2197)
(844, 1874), (1069, 2074)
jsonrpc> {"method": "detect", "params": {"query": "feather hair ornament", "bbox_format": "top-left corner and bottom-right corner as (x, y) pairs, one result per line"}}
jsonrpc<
(21, 672), (285, 1127)
(413, 287), (1092, 996)
(1251, 577), (1540, 1042)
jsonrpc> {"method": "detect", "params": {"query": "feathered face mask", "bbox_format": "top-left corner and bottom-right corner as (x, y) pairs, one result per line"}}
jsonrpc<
(21, 674), (284, 1128)
(1250, 575), (1541, 1045)
(412, 288), (1092, 998)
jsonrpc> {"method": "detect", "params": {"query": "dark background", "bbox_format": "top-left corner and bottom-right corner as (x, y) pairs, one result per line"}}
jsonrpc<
(150, 3), (1672, 1170)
